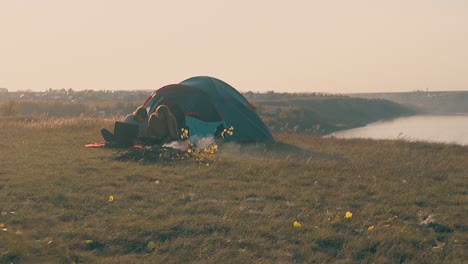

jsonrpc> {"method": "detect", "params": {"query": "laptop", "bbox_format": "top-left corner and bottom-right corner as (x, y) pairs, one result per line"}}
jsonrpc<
(113, 121), (139, 146)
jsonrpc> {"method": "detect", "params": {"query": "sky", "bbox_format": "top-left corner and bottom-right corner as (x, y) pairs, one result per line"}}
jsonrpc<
(1, 0), (467, 93)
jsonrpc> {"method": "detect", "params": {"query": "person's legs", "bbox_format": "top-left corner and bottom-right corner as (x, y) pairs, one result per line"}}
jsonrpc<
(101, 128), (115, 142)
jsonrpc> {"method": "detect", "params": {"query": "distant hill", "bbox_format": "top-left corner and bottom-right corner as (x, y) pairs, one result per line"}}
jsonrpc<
(348, 91), (468, 114)
(248, 93), (415, 135)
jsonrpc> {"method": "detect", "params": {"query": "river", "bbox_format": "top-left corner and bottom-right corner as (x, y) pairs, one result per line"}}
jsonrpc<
(328, 115), (468, 146)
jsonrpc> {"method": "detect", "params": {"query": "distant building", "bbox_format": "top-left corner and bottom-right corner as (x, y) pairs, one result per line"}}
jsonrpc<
(0, 88), (7, 93)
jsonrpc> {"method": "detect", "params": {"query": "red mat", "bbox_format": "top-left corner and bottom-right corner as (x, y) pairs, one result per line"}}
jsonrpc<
(85, 142), (145, 149)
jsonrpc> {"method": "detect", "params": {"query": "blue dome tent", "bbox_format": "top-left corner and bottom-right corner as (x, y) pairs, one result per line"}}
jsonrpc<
(143, 76), (274, 142)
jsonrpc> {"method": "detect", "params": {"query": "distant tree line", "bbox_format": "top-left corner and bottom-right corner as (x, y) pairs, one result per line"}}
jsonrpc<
(350, 91), (468, 114)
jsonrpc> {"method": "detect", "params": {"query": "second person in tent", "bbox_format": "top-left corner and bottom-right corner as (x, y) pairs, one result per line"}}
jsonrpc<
(147, 105), (179, 142)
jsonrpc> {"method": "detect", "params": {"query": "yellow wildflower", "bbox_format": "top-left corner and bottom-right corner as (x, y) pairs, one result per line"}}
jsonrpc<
(221, 126), (235, 138)
(108, 195), (114, 202)
(345, 211), (353, 219)
(180, 128), (189, 139)
(293, 220), (301, 228)
(368, 225), (375, 231)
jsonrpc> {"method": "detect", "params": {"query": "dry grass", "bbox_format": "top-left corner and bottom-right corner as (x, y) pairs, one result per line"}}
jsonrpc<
(0, 117), (466, 263)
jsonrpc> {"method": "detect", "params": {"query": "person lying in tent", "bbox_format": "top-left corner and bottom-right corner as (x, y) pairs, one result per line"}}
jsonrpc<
(101, 106), (148, 144)
(146, 105), (179, 144)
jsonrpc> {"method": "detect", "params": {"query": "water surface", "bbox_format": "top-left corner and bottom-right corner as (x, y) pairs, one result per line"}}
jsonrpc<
(329, 115), (468, 146)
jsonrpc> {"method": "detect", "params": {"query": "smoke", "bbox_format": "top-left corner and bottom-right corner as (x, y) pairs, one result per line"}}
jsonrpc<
(162, 140), (190, 151)
(191, 136), (216, 149)
(162, 137), (329, 164)
(162, 136), (217, 151)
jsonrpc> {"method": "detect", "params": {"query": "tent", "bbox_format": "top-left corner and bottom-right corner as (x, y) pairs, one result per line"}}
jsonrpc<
(143, 76), (274, 142)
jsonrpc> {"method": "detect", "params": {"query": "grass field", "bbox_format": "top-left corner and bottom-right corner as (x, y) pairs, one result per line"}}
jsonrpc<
(0, 117), (466, 263)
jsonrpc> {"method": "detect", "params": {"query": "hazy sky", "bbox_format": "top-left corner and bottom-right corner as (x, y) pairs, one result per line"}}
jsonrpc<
(1, 1), (467, 93)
